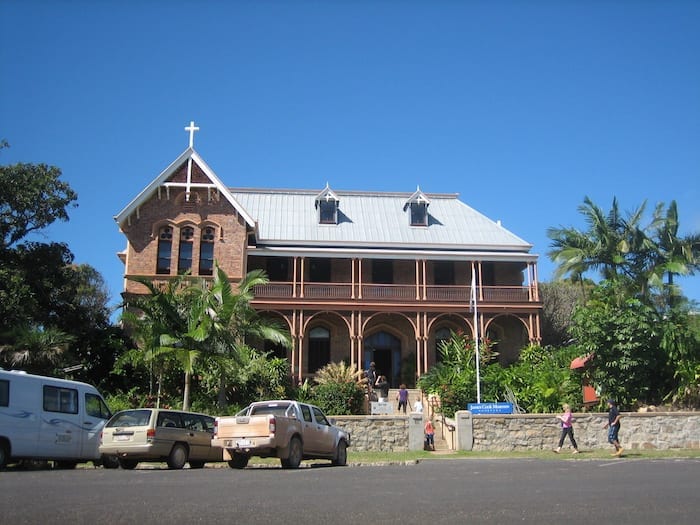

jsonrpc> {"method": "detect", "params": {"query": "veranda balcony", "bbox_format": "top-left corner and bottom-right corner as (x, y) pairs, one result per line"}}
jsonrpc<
(251, 282), (536, 304)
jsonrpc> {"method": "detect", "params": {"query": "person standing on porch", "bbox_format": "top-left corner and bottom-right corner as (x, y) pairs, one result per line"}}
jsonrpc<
(396, 384), (409, 413)
(375, 375), (389, 402)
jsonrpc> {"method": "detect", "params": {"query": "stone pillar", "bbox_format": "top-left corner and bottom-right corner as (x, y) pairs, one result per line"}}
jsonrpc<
(455, 410), (473, 451)
(408, 412), (425, 451)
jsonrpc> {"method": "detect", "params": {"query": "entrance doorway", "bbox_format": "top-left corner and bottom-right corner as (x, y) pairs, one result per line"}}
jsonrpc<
(364, 331), (401, 387)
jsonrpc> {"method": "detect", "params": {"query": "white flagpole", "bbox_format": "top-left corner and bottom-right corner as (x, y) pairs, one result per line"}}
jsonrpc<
(472, 269), (481, 403)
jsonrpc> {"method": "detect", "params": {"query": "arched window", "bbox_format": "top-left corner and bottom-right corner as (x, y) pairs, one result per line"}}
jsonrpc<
(308, 326), (331, 373)
(178, 226), (194, 274)
(199, 226), (215, 276)
(156, 226), (173, 274)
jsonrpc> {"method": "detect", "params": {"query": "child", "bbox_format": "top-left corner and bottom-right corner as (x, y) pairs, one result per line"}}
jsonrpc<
(424, 419), (435, 451)
(554, 403), (579, 454)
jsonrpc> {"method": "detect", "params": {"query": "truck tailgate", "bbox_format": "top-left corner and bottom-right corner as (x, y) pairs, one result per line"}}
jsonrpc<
(217, 416), (271, 438)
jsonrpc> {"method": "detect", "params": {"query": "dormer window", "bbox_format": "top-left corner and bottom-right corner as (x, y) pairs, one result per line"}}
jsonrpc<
(315, 184), (340, 225)
(319, 200), (337, 224)
(404, 187), (430, 227)
(410, 202), (428, 226)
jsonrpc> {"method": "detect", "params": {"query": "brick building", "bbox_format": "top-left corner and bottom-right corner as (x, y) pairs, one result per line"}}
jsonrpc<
(115, 124), (542, 387)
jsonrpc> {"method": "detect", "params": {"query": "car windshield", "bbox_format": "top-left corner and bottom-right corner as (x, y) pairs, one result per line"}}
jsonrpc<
(107, 409), (151, 427)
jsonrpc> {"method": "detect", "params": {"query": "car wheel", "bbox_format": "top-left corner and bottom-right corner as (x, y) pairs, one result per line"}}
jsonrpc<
(167, 443), (188, 470)
(188, 460), (205, 469)
(0, 441), (8, 469)
(118, 458), (138, 470)
(227, 453), (249, 469)
(281, 437), (302, 469)
(54, 461), (77, 469)
(332, 440), (347, 466)
(101, 455), (120, 469)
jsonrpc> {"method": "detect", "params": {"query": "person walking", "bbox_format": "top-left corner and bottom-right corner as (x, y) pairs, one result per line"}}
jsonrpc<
(553, 403), (579, 454)
(396, 384), (409, 413)
(603, 399), (623, 456)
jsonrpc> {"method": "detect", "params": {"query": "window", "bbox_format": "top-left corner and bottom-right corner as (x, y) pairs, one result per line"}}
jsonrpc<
(85, 393), (111, 419)
(301, 404), (313, 423)
(308, 326), (331, 373)
(156, 226), (173, 274)
(410, 202), (428, 226)
(178, 226), (194, 274)
(319, 200), (337, 224)
(434, 261), (455, 285)
(199, 226), (215, 275)
(315, 185), (340, 225)
(309, 258), (331, 282)
(312, 406), (330, 426)
(372, 259), (393, 284)
(43, 386), (78, 414)
(0, 379), (8, 407)
(157, 412), (183, 428)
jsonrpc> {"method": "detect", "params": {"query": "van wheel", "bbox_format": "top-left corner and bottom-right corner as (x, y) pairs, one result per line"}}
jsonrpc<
(227, 453), (249, 469)
(167, 443), (188, 469)
(332, 440), (347, 466)
(0, 442), (9, 469)
(101, 455), (120, 469)
(281, 437), (302, 469)
(54, 461), (77, 469)
(119, 458), (138, 470)
(188, 460), (205, 469)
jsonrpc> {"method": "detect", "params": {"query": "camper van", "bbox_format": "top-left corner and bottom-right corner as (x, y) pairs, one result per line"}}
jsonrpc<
(0, 369), (116, 468)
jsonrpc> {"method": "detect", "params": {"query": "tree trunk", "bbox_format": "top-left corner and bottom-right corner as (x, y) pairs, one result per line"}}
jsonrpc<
(183, 371), (191, 411)
(217, 372), (227, 410)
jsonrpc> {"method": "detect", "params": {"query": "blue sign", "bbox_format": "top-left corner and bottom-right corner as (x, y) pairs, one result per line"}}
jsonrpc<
(468, 402), (513, 414)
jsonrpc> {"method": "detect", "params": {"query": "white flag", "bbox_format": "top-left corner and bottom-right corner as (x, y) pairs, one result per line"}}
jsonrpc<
(470, 271), (477, 311)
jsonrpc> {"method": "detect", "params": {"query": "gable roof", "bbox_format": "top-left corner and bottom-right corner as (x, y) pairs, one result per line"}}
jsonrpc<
(113, 148), (255, 229)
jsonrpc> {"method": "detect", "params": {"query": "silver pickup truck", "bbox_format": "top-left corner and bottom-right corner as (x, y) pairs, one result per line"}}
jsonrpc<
(211, 400), (350, 469)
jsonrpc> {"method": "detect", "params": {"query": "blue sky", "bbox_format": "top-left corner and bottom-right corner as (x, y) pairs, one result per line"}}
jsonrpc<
(2, 0), (699, 314)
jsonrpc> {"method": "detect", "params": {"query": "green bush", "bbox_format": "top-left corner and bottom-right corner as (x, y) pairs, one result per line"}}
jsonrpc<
(311, 381), (365, 415)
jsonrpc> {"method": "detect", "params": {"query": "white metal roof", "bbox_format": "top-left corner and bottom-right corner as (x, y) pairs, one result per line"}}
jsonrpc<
(231, 188), (533, 254)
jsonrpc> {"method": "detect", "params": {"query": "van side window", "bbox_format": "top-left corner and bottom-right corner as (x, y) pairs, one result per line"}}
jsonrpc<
(157, 412), (183, 428)
(85, 393), (111, 419)
(0, 379), (8, 407)
(43, 386), (78, 414)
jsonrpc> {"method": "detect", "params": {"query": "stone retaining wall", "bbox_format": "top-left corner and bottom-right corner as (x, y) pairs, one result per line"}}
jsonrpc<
(330, 412), (700, 452)
(462, 412), (700, 451)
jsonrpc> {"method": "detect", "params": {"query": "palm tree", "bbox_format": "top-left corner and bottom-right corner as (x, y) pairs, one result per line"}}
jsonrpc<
(0, 326), (75, 376)
(646, 200), (700, 306)
(199, 264), (292, 408)
(121, 274), (206, 410)
(547, 197), (649, 294)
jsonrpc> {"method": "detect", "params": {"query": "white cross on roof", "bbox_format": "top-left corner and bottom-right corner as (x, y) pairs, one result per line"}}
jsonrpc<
(184, 121), (200, 148)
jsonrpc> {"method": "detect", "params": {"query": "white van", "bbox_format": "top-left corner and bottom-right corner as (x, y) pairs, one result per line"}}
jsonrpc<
(0, 369), (117, 469)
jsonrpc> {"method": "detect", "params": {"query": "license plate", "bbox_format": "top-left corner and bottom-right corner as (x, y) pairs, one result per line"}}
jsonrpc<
(115, 434), (130, 442)
(236, 439), (252, 447)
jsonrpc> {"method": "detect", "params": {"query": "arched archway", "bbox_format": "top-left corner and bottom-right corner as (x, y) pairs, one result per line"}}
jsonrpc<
(364, 331), (402, 388)
(486, 315), (530, 365)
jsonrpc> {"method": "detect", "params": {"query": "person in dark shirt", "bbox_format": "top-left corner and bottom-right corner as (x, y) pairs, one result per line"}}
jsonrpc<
(603, 399), (623, 457)
(375, 375), (389, 402)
